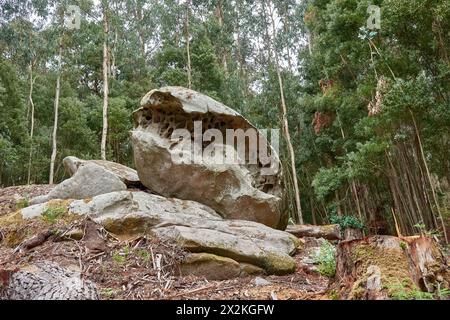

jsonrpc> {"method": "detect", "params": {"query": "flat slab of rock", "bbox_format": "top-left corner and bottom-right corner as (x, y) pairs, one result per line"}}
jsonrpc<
(0, 261), (98, 300)
(132, 86), (286, 229)
(63, 156), (141, 187)
(29, 163), (127, 205)
(180, 253), (241, 280)
(16, 191), (299, 276)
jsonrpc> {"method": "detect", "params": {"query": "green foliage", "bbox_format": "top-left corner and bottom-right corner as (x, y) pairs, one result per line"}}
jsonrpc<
(386, 280), (450, 300)
(312, 167), (345, 201)
(314, 241), (336, 278)
(330, 214), (365, 230)
(112, 251), (126, 264)
(100, 287), (119, 298)
(136, 249), (151, 263)
(113, 245), (130, 265)
(15, 198), (29, 210)
(42, 203), (66, 223)
(413, 223), (441, 237)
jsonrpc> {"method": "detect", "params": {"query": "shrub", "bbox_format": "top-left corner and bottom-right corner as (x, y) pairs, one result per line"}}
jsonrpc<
(42, 203), (66, 223)
(314, 241), (336, 277)
(330, 214), (365, 230)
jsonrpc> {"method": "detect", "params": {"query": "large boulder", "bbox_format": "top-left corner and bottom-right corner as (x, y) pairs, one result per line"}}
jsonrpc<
(14, 191), (299, 276)
(63, 156), (141, 187)
(29, 163), (127, 205)
(131, 86), (286, 229)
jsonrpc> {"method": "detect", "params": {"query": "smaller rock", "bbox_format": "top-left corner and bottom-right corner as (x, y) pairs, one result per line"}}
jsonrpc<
(180, 253), (241, 280)
(240, 263), (265, 277)
(30, 163), (127, 205)
(254, 277), (271, 286)
(63, 156), (141, 187)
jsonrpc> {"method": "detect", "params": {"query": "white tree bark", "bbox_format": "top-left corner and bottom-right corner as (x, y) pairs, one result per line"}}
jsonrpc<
(185, 0), (192, 89)
(101, 2), (109, 161)
(267, 1), (303, 224)
(49, 37), (63, 185)
(27, 59), (36, 185)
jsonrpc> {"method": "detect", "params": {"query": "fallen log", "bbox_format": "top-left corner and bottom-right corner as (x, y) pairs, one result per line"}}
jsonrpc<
(19, 230), (54, 252)
(333, 235), (450, 300)
(285, 224), (341, 240)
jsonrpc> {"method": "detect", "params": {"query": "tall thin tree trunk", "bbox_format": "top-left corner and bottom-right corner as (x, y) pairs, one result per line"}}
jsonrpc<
(185, 0), (192, 89)
(410, 110), (448, 244)
(49, 37), (63, 185)
(267, 1), (303, 224)
(307, 32), (313, 56)
(101, 1), (109, 161)
(27, 59), (36, 185)
(132, 0), (146, 58)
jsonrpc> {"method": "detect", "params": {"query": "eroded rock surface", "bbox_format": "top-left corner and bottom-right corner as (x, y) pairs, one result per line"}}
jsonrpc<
(131, 86), (286, 229)
(30, 163), (127, 205)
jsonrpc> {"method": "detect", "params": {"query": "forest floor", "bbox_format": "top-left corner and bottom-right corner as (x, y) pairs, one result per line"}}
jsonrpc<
(0, 185), (330, 300)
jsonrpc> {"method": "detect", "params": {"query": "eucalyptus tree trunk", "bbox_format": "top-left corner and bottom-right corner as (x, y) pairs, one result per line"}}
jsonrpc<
(185, 0), (192, 89)
(215, 0), (228, 74)
(27, 58), (36, 185)
(410, 110), (448, 244)
(101, 1), (109, 161)
(267, 1), (303, 224)
(49, 36), (63, 185)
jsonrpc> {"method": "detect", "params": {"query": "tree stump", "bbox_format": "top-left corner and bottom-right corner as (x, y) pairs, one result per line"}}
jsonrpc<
(343, 228), (363, 241)
(0, 261), (98, 300)
(333, 235), (450, 300)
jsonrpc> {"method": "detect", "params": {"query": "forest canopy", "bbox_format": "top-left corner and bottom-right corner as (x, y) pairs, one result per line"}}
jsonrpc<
(0, 0), (449, 240)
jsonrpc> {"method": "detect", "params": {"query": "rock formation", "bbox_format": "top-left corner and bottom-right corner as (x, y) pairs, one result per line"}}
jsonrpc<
(131, 86), (286, 229)
(12, 191), (299, 276)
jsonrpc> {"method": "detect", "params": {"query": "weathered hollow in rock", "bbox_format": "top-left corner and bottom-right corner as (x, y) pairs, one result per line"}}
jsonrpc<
(132, 88), (281, 196)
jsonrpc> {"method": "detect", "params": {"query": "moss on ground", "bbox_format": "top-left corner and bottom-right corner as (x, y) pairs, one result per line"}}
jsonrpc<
(348, 242), (415, 298)
(0, 200), (81, 247)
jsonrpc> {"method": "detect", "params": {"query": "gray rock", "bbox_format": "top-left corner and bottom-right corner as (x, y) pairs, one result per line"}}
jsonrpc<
(254, 277), (271, 286)
(131, 86), (286, 229)
(19, 191), (299, 275)
(30, 163), (127, 205)
(180, 253), (242, 280)
(63, 156), (141, 187)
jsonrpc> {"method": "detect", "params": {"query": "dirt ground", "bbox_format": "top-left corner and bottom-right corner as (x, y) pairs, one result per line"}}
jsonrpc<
(0, 185), (330, 300)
